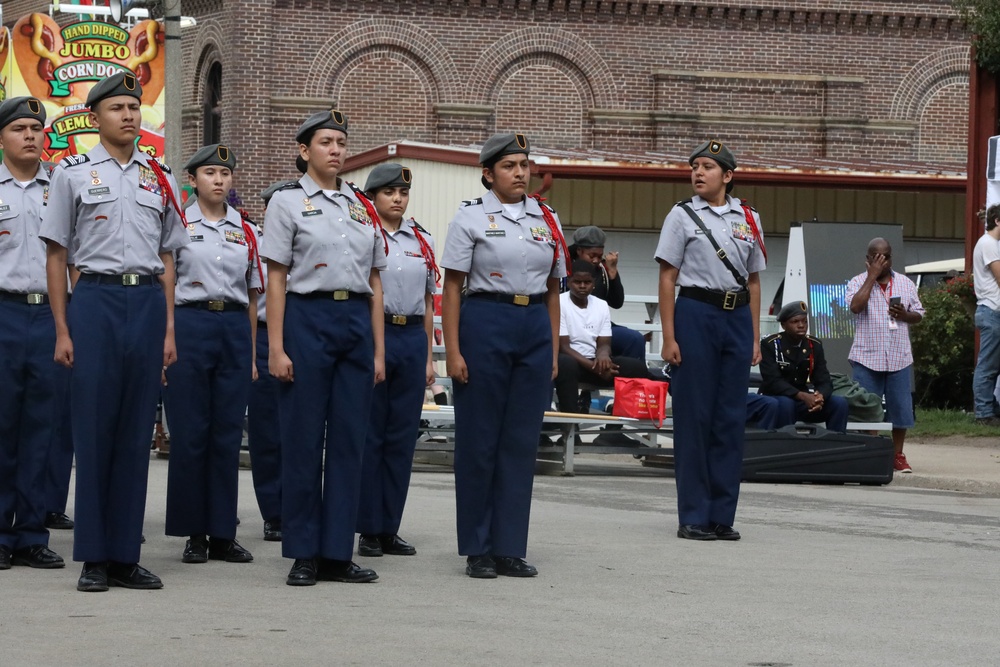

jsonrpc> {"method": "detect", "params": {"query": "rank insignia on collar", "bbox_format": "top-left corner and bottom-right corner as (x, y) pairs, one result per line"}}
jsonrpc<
(488, 215), (495, 222)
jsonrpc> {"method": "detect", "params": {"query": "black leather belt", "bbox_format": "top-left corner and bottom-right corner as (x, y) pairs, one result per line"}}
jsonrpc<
(385, 314), (424, 326)
(257, 320), (268, 329)
(468, 292), (545, 306)
(78, 273), (156, 286)
(297, 290), (369, 301)
(0, 291), (49, 305)
(178, 300), (246, 312)
(678, 286), (749, 310)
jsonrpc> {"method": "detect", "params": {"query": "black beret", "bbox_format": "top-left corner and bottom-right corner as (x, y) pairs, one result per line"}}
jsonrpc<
(260, 179), (298, 205)
(480, 132), (529, 165)
(185, 144), (237, 173)
(364, 163), (412, 193)
(86, 71), (142, 108)
(572, 226), (606, 248)
(689, 139), (737, 172)
(777, 301), (809, 323)
(0, 96), (46, 130)
(295, 109), (348, 143)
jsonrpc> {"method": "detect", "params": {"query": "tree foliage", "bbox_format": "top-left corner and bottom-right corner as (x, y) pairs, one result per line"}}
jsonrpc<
(956, 0), (1000, 74)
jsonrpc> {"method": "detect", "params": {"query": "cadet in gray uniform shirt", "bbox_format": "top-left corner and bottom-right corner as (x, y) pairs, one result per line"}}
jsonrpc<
(40, 71), (189, 592)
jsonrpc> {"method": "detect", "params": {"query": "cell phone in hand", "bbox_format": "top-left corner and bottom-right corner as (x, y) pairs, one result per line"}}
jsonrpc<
(889, 296), (902, 307)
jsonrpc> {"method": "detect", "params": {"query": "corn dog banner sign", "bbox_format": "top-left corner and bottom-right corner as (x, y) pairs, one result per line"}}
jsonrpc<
(0, 14), (165, 162)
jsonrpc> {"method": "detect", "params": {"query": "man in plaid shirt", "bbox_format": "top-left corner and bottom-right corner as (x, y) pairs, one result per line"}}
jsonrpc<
(847, 238), (924, 473)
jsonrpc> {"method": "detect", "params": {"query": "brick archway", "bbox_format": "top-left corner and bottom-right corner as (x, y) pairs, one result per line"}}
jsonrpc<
(467, 27), (617, 109)
(890, 45), (970, 122)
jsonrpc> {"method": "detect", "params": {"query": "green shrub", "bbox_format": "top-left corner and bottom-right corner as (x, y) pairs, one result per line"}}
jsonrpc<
(910, 275), (976, 410)
(956, 0), (1000, 74)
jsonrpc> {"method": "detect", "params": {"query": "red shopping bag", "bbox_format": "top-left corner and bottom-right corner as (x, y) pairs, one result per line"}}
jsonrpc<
(612, 377), (669, 427)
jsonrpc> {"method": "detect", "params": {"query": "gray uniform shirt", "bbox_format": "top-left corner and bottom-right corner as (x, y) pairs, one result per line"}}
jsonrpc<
(0, 162), (51, 293)
(39, 143), (189, 273)
(440, 190), (565, 294)
(383, 219), (436, 316)
(259, 174), (388, 295)
(174, 201), (261, 307)
(654, 194), (766, 291)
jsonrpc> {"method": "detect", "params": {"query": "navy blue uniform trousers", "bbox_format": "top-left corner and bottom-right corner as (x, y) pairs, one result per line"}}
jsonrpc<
(671, 297), (751, 528)
(164, 307), (251, 539)
(0, 301), (65, 550)
(453, 299), (551, 558)
(69, 281), (164, 563)
(247, 323), (281, 523)
(280, 295), (373, 561)
(773, 395), (850, 433)
(357, 322), (426, 536)
(44, 387), (73, 515)
(746, 393), (793, 430)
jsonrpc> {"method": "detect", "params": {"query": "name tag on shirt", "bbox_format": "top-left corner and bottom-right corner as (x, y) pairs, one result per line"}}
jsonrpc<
(302, 209), (322, 217)
(0, 205), (10, 214)
(189, 235), (204, 242)
(486, 230), (505, 237)
(89, 186), (111, 196)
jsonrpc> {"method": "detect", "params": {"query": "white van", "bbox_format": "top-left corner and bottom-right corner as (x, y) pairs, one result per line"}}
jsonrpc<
(904, 258), (964, 289)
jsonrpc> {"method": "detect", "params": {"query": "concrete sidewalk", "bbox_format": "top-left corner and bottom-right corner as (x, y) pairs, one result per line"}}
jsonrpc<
(888, 436), (1000, 496)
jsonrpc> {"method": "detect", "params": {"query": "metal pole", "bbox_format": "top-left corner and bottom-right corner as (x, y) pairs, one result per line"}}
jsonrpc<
(163, 0), (182, 169)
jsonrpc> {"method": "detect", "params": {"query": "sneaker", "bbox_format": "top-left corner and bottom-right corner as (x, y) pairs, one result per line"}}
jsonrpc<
(974, 416), (1000, 427)
(894, 453), (912, 473)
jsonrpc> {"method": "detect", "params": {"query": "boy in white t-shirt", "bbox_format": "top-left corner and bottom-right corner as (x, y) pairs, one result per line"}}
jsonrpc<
(555, 260), (652, 413)
(972, 204), (1000, 424)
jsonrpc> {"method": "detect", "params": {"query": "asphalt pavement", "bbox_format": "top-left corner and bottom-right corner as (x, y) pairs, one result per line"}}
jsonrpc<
(3, 436), (998, 666)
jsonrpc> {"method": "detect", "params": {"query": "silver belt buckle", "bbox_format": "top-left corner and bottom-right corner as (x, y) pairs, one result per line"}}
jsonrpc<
(333, 290), (349, 301)
(26, 293), (45, 305)
(391, 315), (407, 325)
(722, 291), (737, 310)
(122, 274), (140, 286)
(513, 294), (530, 306)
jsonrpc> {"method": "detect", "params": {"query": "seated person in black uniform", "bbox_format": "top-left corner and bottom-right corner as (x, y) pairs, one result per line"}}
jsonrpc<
(569, 226), (646, 361)
(555, 260), (653, 413)
(759, 301), (849, 432)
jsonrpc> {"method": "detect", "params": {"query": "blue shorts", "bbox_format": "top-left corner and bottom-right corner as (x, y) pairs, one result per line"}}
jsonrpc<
(850, 362), (914, 429)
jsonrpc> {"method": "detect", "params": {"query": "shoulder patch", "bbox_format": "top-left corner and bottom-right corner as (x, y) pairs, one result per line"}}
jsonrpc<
(675, 198), (693, 207)
(409, 218), (431, 235)
(60, 154), (90, 168)
(274, 181), (301, 193)
(461, 198), (483, 207)
(153, 158), (172, 173)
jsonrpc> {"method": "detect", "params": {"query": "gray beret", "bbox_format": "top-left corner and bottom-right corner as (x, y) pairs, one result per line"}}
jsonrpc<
(260, 179), (297, 205)
(364, 163), (412, 194)
(185, 143), (237, 173)
(480, 132), (530, 165)
(86, 71), (142, 108)
(572, 226), (606, 248)
(777, 301), (809, 323)
(295, 109), (348, 143)
(689, 139), (737, 172)
(0, 96), (46, 130)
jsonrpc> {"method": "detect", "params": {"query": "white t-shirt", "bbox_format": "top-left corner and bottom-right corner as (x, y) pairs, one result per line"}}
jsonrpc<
(559, 291), (612, 358)
(974, 232), (1000, 310)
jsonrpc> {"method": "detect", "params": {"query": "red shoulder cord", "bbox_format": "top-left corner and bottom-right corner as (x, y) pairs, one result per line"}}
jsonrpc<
(239, 210), (265, 294)
(346, 183), (389, 255)
(530, 194), (571, 277)
(740, 200), (767, 262)
(146, 158), (187, 227)
(409, 220), (441, 285)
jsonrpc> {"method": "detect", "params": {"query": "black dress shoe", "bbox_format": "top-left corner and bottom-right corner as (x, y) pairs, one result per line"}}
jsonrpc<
(263, 520), (282, 542)
(77, 562), (109, 592)
(12, 544), (65, 569)
(710, 524), (741, 541)
(182, 535), (209, 563)
(107, 562), (163, 589)
(286, 558), (317, 586)
(358, 534), (383, 557)
(494, 556), (538, 577)
(208, 538), (253, 563)
(44, 512), (74, 530)
(465, 554), (497, 579)
(319, 559), (378, 583)
(379, 534), (416, 556)
(0, 545), (11, 570)
(677, 524), (718, 541)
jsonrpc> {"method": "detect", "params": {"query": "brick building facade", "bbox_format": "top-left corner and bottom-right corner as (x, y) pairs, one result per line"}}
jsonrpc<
(1, 1), (972, 219)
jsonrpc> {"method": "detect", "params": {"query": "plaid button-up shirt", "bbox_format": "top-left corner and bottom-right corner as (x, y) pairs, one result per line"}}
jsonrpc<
(846, 270), (924, 372)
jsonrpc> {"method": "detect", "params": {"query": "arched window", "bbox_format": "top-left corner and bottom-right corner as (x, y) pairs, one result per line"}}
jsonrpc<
(203, 61), (222, 145)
